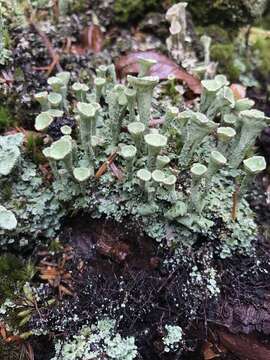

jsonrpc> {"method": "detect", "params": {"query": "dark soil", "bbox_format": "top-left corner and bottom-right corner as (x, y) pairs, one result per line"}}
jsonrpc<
(26, 188), (270, 360)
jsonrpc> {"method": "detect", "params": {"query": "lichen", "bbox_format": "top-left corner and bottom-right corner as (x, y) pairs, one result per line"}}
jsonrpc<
(51, 318), (137, 360)
(163, 324), (183, 353)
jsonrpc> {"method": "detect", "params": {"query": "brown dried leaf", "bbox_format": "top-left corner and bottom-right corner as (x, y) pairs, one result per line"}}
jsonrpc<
(59, 285), (73, 297)
(202, 341), (220, 360)
(230, 83), (246, 100)
(109, 161), (124, 180)
(72, 25), (104, 55)
(83, 24), (104, 53)
(97, 239), (130, 263)
(116, 50), (202, 94)
(25, 342), (35, 360)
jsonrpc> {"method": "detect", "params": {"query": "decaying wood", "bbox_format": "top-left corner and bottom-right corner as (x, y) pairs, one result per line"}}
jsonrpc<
(213, 326), (270, 360)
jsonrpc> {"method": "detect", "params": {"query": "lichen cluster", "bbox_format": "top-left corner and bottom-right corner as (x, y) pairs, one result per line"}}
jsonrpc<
(30, 61), (266, 256)
(0, 59), (268, 258)
(0, 133), (65, 248)
(51, 319), (137, 360)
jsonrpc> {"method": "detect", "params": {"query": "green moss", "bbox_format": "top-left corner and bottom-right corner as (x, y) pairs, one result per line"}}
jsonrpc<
(186, 0), (267, 28)
(0, 339), (23, 360)
(211, 44), (241, 82)
(0, 106), (14, 132)
(25, 132), (44, 164)
(114, 0), (161, 23)
(0, 254), (35, 301)
(196, 25), (233, 44)
(252, 38), (270, 77)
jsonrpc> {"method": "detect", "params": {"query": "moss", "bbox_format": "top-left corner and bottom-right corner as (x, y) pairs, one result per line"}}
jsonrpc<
(114, 0), (161, 23)
(69, 0), (88, 14)
(25, 132), (44, 164)
(0, 106), (14, 132)
(0, 340), (22, 360)
(113, 0), (266, 27)
(211, 44), (241, 82)
(196, 25), (233, 44)
(0, 254), (35, 301)
(252, 38), (270, 78)
(186, 0), (267, 28)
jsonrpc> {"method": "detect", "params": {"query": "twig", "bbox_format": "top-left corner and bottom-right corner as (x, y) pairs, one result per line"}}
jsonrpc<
(95, 151), (118, 178)
(28, 18), (62, 75)
(231, 189), (238, 221)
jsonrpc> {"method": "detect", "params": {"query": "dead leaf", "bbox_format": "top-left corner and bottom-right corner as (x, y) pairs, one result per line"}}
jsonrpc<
(71, 24), (104, 55)
(83, 24), (104, 53)
(0, 70), (13, 86)
(116, 50), (202, 94)
(59, 284), (73, 297)
(202, 341), (220, 360)
(97, 239), (130, 262)
(109, 161), (124, 180)
(230, 83), (246, 100)
(25, 342), (35, 360)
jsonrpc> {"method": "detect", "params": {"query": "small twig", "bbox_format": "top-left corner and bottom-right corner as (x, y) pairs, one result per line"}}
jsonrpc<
(231, 189), (239, 222)
(28, 18), (62, 74)
(157, 267), (178, 294)
(95, 151), (118, 178)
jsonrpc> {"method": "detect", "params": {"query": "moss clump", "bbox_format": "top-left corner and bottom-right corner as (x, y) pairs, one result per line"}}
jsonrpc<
(196, 24), (233, 44)
(211, 44), (241, 82)
(186, 0), (267, 28)
(252, 38), (270, 78)
(0, 340), (22, 360)
(25, 132), (44, 164)
(114, 0), (161, 23)
(0, 254), (33, 300)
(0, 106), (14, 132)
(114, 0), (267, 27)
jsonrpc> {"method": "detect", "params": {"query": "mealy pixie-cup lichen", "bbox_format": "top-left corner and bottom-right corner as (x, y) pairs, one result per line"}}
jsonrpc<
(125, 88), (137, 123)
(127, 75), (159, 126)
(230, 109), (269, 168)
(72, 82), (89, 102)
(217, 126), (236, 155)
(190, 163), (207, 213)
(239, 155), (266, 199)
(35, 112), (54, 132)
(144, 133), (168, 171)
(179, 112), (217, 167)
(127, 121), (146, 155)
(34, 91), (49, 111)
(48, 137), (73, 175)
(120, 145), (137, 179)
(0, 205), (17, 231)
